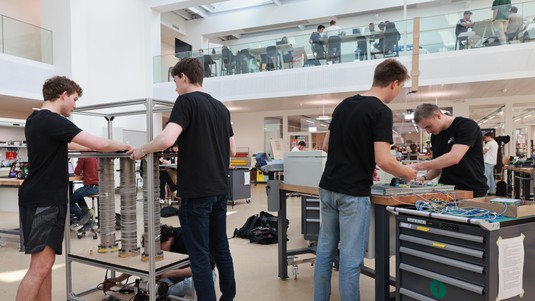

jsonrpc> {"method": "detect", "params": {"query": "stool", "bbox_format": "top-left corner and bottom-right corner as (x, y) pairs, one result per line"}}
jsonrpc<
(77, 194), (99, 239)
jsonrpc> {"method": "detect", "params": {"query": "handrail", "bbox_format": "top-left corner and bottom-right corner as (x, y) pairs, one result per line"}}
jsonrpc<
(0, 14), (53, 64)
(154, 2), (535, 83)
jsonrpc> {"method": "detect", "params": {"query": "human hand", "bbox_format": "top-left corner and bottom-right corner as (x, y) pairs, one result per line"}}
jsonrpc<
(128, 147), (145, 160)
(404, 165), (418, 181)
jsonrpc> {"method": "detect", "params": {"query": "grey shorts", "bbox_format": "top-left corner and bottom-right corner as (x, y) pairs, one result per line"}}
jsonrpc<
(20, 205), (67, 255)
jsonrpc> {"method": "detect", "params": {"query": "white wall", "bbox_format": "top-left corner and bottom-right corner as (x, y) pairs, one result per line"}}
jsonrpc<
(38, 0), (163, 137)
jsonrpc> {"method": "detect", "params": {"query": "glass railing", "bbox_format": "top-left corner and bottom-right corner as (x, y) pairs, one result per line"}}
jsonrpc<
(0, 14), (53, 64)
(154, 2), (535, 83)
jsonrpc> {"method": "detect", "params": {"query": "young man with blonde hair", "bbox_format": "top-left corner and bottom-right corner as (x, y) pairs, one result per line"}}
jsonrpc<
(16, 76), (131, 301)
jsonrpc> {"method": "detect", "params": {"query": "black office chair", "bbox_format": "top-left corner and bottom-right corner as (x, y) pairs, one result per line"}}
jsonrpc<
(203, 54), (216, 77)
(383, 22), (400, 57)
(266, 46), (281, 70)
(353, 28), (368, 61)
(327, 35), (341, 63)
(221, 47), (235, 75)
(282, 50), (294, 69)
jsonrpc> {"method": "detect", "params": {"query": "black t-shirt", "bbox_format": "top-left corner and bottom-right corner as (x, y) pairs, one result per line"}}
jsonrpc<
(168, 91), (234, 198)
(430, 117), (488, 196)
(319, 95), (393, 196)
(19, 110), (82, 207)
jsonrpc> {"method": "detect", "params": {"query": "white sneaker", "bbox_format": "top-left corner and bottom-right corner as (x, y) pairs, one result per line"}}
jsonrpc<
(159, 199), (166, 204)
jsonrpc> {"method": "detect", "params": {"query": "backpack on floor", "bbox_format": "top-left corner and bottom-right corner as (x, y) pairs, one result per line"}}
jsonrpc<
(233, 211), (288, 242)
(249, 226), (278, 244)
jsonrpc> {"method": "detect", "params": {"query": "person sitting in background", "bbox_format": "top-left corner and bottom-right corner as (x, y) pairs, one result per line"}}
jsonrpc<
(390, 145), (402, 161)
(292, 141), (306, 152)
(455, 11), (474, 49)
(506, 6), (524, 42)
(159, 145), (178, 202)
(105, 225), (216, 298)
(408, 144), (420, 160)
(70, 157), (99, 228)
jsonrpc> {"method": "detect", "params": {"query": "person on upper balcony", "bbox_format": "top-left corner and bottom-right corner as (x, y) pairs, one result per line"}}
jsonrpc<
(455, 11), (474, 49)
(492, 0), (512, 45)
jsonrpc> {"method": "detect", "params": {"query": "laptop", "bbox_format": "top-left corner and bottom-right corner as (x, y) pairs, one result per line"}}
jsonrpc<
(68, 161), (75, 176)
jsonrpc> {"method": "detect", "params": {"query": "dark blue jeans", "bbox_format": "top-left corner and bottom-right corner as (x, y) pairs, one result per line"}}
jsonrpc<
(179, 195), (236, 301)
(70, 185), (99, 219)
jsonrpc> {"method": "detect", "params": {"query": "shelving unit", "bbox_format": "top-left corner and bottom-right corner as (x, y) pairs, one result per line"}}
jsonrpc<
(66, 98), (181, 301)
(230, 146), (250, 167)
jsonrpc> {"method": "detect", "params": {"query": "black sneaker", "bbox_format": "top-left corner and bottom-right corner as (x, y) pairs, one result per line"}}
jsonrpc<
(79, 208), (92, 226)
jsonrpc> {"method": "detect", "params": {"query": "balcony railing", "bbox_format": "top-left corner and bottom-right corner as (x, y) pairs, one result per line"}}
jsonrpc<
(0, 14), (53, 64)
(154, 2), (535, 83)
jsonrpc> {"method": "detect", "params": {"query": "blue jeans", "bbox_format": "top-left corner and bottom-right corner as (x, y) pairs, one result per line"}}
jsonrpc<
(161, 271), (217, 297)
(484, 163), (495, 194)
(178, 195), (236, 301)
(314, 188), (371, 301)
(70, 185), (99, 219)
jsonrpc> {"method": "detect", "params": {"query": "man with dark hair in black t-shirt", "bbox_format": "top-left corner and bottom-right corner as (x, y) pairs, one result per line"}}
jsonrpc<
(412, 103), (488, 197)
(16, 76), (132, 301)
(313, 59), (417, 301)
(129, 57), (236, 301)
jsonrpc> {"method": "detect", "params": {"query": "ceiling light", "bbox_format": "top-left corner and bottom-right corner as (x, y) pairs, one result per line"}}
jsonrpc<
(523, 114), (532, 119)
(514, 118), (521, 122)
(316, 104), (332, 121)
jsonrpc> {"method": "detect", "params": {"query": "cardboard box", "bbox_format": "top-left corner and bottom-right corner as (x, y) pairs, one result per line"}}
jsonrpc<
(459, 197), (535, 218)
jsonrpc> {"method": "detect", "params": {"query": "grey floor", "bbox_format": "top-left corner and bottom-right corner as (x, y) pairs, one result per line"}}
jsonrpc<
(0, 183), (394, 300)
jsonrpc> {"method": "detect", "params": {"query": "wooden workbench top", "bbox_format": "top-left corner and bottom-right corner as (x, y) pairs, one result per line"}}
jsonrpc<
(0, 178), (24, 187)
(279, 183), (473, 206)
(0, 176), (83, 187)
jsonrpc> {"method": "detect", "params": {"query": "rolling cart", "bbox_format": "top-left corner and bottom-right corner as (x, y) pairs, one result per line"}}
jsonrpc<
(389, 206), (535, 301)
(228, 167), (251, 206)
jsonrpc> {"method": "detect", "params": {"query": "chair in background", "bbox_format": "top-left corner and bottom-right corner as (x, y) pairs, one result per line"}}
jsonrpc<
(327, 35), (341, 63)
(265, 45), (281, 70)
(353, 28), (368, 61)
(383, 22), (400, 57)
(282, 48), (294, 69)
(221, 46), (235, 75)
(203, 54), (217, 77)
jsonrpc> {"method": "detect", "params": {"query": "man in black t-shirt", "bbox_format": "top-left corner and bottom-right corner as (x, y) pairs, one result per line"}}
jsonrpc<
(16, 76), (131, 301)
(412, 103), (488, 197)
(313, 59), (417, 301)
(129, 57), (236, 301)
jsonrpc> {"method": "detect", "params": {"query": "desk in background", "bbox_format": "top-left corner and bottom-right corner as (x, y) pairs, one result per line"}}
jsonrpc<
(273, 182), (472, 301)
(0, 176), (82, 251)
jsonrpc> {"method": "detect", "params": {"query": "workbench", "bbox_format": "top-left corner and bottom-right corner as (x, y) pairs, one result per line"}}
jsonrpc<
(0, 176), (81, 251)
(274, 182), (472, 301)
